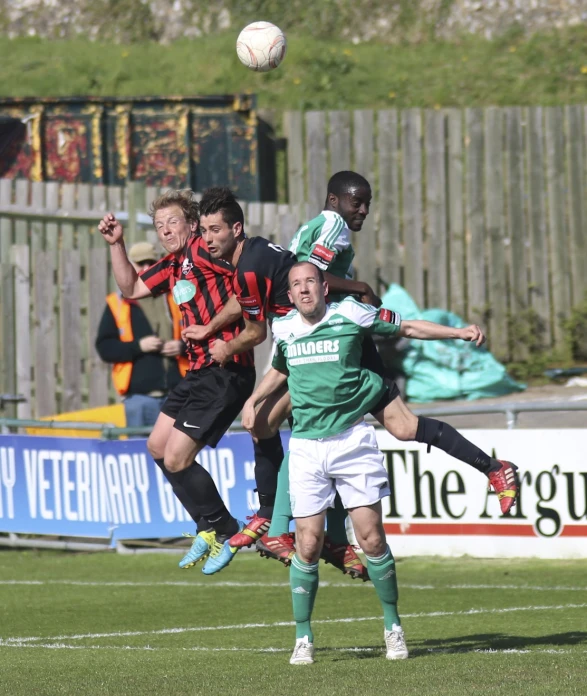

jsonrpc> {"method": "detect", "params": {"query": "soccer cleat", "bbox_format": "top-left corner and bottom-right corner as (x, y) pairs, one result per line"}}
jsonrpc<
(179, 530), (216, 569)
(228, 514), (271, 548)
(289, 636), (315, 665)
(320, 536), (369, 581)
(201, 522), (245, 576)
(384, 625), (409, 660)
(488, 460), (520, 514)
(256, 533), (296, 566)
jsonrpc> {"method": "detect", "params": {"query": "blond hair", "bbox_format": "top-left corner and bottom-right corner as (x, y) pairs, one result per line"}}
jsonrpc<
(149, 189), (199, 225)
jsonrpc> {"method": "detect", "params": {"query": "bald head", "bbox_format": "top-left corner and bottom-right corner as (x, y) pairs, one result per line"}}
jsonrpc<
(288, 261), (324, 287)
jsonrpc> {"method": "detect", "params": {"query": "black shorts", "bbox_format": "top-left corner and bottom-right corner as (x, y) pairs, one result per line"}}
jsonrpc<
(161, 363), (256, 447)
(361, 335), (400, 415)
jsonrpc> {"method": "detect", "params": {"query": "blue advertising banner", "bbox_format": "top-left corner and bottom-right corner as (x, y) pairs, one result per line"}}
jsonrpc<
(0, 432), (291, 542)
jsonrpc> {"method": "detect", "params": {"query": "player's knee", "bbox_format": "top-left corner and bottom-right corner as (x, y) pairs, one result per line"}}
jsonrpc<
(295, 528), (323, 564)
(163, 450), (189, 473)
(147, 434), (165, 460)
(355, 526), (386, 557)
(385, 413), (418, 441)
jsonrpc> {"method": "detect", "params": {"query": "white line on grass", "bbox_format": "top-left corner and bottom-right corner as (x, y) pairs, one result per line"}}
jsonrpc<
(1, 603), (585, 646)
(0, 642), (584, 657)
(0, 580), (585, 591)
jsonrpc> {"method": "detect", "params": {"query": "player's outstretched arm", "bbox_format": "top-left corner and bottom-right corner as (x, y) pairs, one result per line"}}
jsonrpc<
(399, 320), (486, 346)
(241, 367), (288, 435)
(97, 213), (151, 299)
(181, 295), (243, 343)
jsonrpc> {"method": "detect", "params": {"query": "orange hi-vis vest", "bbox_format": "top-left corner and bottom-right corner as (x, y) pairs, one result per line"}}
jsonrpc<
(106, 293), (189, 395)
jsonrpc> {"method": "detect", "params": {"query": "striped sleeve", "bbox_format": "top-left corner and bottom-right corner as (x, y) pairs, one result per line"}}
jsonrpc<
(233, 268), (270, 321)
(139, 257), (174, 297)
(307, 215), (350, 271)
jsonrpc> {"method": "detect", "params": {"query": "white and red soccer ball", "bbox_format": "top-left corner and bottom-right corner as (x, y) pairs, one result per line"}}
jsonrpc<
(236, 21), (287, 73)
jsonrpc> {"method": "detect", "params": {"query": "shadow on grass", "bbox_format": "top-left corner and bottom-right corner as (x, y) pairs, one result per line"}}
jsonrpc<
(308, 631), (587, 662)
(411, 631), (587, 655)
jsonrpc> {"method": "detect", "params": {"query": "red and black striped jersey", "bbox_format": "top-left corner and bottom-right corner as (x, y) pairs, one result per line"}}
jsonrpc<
(140, 235), (254, 370)
(233, 237), (296, 321)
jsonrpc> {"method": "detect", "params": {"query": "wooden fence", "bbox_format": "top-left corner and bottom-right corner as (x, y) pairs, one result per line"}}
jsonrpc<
(284, 105), (587, 355)
(2, 104), (587, 415)
(0, 179), (309, 419)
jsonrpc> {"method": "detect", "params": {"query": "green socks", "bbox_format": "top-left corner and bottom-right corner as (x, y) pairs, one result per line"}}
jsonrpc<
(366, 546), (401, 630)
(268, 452), (292, 537)
(290, 554), (319, 642)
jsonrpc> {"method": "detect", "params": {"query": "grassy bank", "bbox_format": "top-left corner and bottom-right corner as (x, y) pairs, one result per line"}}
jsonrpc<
(1, 26), (587, 109)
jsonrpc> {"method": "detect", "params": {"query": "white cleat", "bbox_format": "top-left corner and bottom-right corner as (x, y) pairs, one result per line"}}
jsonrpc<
(289, 635), (315, 665)
(384, 624), (409, 660)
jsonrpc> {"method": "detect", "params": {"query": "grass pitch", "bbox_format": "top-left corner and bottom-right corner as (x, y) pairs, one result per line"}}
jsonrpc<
(0, 548), (585, 696)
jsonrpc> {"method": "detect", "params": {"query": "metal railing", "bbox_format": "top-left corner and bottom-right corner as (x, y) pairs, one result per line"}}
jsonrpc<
(1, 399), (586, 437)
(409, 400), (587, 429)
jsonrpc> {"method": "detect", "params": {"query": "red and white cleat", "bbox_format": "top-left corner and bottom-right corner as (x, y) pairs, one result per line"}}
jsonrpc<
(256, 532), (296, 566)
(488, 460), (520, 514)
(320, 536), (369, 581)
(229, 514), (271, 548)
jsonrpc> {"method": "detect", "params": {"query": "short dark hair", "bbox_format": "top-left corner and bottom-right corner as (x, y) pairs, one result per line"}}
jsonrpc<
(199, 186), (245, 229)
(327, 170), (370, 197)
(288, 261), (325, 286)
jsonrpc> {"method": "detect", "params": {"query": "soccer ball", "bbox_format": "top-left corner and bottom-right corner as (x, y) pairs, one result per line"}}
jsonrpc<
(236, 21), (287, 73)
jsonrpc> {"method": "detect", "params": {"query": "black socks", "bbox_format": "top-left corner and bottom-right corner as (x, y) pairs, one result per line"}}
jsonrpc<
(415, 417), (495, 475)
(253, 433), (284, 518)
(154, 458), (204, 527)
(162, 460), (237, 536)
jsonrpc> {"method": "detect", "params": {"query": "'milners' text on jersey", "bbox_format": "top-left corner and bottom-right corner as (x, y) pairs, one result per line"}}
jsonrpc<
(233, 237), (296, 321)
(288, 211), (354, 287)
(272, 297), (401, 439)
(140, 235), (253, 370)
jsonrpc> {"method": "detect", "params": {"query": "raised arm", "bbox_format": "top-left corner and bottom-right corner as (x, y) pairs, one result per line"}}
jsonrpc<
(98, 213), (152, 299)
(399, 320), (485, 346)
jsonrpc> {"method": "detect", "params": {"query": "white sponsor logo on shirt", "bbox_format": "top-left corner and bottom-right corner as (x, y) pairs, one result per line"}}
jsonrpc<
(286, 339), (339, 359)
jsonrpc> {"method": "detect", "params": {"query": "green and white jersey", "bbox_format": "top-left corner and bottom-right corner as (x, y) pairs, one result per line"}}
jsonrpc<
(271, 297), (402, 440)
(288, 211), (355, 290)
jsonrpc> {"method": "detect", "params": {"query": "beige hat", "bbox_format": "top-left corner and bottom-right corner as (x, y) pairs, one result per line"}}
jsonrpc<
(129, 241), (158, 264)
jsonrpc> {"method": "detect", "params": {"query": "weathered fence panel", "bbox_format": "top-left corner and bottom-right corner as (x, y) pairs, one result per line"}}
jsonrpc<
(401, 109), (425, 308)
(484, 107), (508, 358)
(526, 106), (550, 342)
(353, 109), (377, 290)
(377, 109), (401, 288)
(545, 107), (571, 347)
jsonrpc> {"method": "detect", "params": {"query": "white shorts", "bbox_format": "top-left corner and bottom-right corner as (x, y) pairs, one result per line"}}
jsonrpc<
(288, 421), (390, 518)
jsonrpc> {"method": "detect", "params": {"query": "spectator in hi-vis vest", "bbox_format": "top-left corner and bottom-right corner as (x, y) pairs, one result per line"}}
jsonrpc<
(95, 241), (189, 428)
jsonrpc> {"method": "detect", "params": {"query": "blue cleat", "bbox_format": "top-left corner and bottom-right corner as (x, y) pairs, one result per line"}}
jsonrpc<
(179, 530), (216, 569)
(201, 522), (244, 576)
